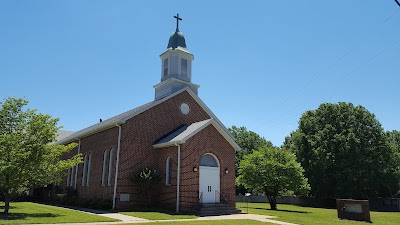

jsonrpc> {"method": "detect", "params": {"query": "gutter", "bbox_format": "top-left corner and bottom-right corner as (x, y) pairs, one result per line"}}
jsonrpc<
(112, 123), (123, 210)
(175, 143), (181, 212)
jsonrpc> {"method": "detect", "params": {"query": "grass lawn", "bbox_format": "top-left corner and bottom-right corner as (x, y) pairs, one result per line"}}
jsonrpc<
(0, 202), (118, 224)
(119, 210), (198, 220)
(237, 202), (400, 225)
(120, 220), (275, 225)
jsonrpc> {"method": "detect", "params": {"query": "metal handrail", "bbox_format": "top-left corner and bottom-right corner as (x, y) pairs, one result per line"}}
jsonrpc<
(215, 190), (229, 214)
(199, 192), (203, 204)
(215, 190), (228, 203)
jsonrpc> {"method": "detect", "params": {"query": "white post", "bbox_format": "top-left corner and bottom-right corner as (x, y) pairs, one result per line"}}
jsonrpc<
(176, 143), (181, 213)
(113, 124), (122, 210)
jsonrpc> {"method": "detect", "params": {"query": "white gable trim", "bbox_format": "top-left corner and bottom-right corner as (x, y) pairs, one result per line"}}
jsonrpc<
(153, 119), (240, 151)
(56, 87), (238, 150)
(182, 87), (236, 141)
(153, 78), (200, 89)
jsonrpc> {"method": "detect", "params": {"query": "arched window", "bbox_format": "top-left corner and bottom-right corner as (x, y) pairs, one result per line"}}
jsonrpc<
(86, 153), (92, 186)
(102, 149), (109, 186)
(82, 154), (88, 186)
(70, 166), (75, 186)
(108, 148), (114, 186)
(166, 156), (172, 185)
(200, 154), (219, 167)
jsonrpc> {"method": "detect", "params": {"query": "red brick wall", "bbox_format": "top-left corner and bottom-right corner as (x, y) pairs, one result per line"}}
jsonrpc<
(116, 91), (211, 209)
(76, 127), (119, 199)
(179, 125), (236, 211)
(60, 128), (119, 200)
(61, 90), (236, 212)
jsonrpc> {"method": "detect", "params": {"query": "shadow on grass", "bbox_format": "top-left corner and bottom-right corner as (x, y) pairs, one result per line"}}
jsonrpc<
(0, 212), (59, 220)
(0, 206), (16, 209)
(247, 207), (310, 214)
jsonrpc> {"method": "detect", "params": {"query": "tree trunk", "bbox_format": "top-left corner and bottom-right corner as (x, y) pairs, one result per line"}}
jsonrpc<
(4, 193), (11, 214)
(267, 195), (277, 210)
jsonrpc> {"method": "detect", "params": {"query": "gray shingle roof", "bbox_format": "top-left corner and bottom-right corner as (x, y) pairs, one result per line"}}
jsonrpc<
(55, 100), (156, 144)
(56, 130), (75, 142)
(155, 119), (212, 146)
(54, 88), (238, 149)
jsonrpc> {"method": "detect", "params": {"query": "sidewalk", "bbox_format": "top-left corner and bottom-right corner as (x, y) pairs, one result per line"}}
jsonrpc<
(23, 205), (299, 225)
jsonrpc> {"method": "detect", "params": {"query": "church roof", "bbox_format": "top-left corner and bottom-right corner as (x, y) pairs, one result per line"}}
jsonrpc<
(56, 130), (75, 142)
(55, 88), (238, 149)
(55, 101), (156, 144)
(154, 119), (212, 146)
(153, 118), (240, 150)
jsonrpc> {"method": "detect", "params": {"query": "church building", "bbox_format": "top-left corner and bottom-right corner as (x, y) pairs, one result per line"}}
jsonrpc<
(57, 15), (240, 213)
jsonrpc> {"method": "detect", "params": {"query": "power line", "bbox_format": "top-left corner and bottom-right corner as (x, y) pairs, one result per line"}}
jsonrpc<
(395, 0), (400, 7)
(254, 38), (400, 141)
(385, 8), (399, 23)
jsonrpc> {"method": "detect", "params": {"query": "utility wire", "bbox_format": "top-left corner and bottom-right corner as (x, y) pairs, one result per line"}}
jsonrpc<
(248, 7), (399, 132)
(244, 5), (400, 139)
(385, 8), (399, 23)
(255, 38), (400, 138)
(395, 0), (400, 7)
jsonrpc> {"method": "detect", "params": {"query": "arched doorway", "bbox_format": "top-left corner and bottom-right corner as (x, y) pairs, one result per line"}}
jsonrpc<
(199, 153), (220, 203)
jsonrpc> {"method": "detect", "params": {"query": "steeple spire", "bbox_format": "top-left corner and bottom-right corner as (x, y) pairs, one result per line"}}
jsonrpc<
(154, 14), (198, 100)
(167, 13), (187, 49)
(174, 13), (182, 32)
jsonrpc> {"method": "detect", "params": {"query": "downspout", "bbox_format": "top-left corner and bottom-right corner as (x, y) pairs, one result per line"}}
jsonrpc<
(74, 139), (81, 189)
(175, 143), (181, 213)
(113, 124), (122, 210)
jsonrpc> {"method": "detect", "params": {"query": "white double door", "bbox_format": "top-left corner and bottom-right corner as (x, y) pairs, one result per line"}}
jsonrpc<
(199, 166), (220, 203)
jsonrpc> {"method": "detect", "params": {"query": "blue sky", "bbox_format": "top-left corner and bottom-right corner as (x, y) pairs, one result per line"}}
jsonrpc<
(1, 1), (399, 146)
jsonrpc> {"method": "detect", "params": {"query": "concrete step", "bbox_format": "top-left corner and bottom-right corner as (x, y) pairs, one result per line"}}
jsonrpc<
(197, 209), (241, 216)
(195, 203), (241, 216)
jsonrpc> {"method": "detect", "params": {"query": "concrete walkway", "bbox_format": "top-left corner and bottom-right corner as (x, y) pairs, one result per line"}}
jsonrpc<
(23, 205), (299, 225)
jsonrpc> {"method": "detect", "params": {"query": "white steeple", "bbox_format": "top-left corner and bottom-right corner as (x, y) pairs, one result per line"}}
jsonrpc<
(154, 14), (199, 100)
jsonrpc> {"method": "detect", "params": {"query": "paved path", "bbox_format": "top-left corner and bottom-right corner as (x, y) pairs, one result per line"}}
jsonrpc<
(23, 205), (299, 225)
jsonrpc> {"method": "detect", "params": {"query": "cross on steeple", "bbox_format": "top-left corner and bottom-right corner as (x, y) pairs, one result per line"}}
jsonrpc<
(174, 13), (182, 32)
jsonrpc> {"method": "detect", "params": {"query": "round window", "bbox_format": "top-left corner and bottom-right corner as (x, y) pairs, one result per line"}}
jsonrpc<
(180, 103), (190, 115)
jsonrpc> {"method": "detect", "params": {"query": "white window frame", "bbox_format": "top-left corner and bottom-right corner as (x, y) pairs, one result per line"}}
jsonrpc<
(108, 148), (114, 186)
(70, 166), (75, 187)
(102, 149), (109, 186)
(86, 153), (92, 186)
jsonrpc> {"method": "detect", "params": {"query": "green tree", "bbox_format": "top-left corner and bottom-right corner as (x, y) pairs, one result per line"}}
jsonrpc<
(387, 130), (400, 154)
(229, 126), (274, 194)
(229, 126), (274, 171)
(387, 130), (400, 194)
(284, 102), (400, 199)
(0, 97), (81, 214)
(237, 146), (310, 210)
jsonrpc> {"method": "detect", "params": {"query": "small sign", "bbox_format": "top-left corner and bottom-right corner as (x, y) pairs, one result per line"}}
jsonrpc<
(337, 199), (370, 222)
(120, 194), (130, 202)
